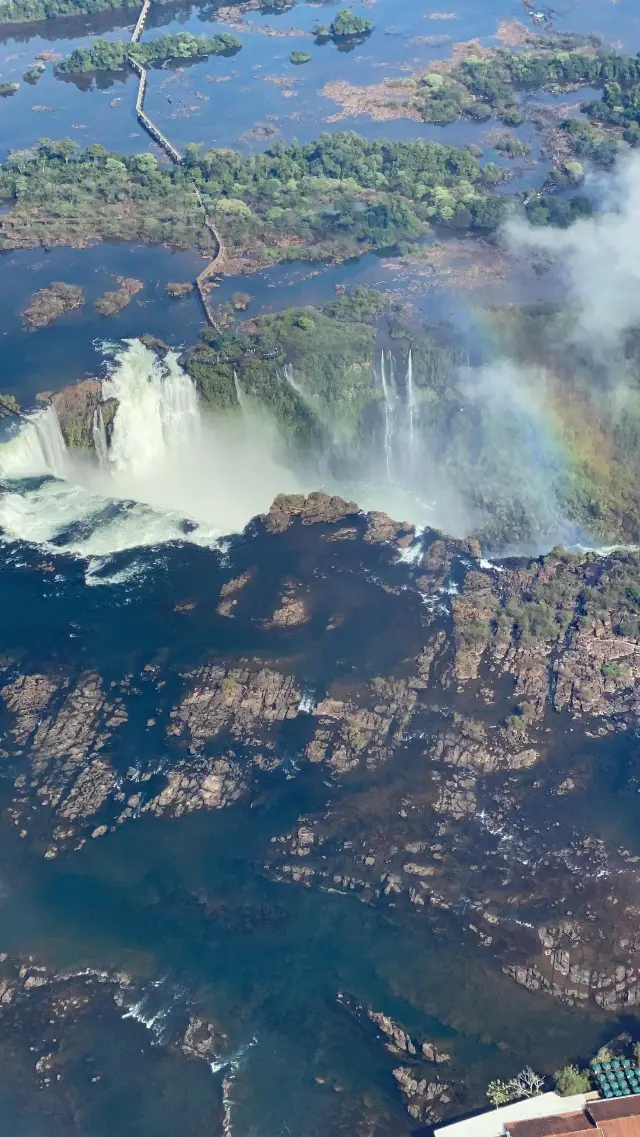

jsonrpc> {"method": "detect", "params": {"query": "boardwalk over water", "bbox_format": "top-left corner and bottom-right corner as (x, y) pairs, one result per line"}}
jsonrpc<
(127, 1), (225, 326)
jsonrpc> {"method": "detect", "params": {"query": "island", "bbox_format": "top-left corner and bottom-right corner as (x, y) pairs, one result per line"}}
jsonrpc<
(56, 31), (242, 74)
(22, 281), (84, 328)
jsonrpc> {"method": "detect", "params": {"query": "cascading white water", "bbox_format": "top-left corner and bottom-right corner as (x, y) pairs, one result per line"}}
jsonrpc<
(92, 406), (109, 468)
(233, 369), (245, 411)
(380, 350), (394, 482)
(0, 404), (68, 481)
(103, 340), (200, 478)
(283, 363), (304, 398)
(406, 347), (415, 453)
(0, 338), (301, 572)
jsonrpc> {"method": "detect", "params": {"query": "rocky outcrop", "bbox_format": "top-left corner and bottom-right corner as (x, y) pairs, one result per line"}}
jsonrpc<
(553, 621), (640, 718)
(263, 580), (310, 627)
(262, 492), (360, 533)
(393, 1066), (451, 1124)
(4, 512), (640, 1012)
(216, 569), (253, 617)
(336, 993), (452, 1124)
(140, 332), (172, 357)
(364, 511), (414, 546)
(141, 755), (246, 819)
(94, 276), (144, 316)
(170, 665), (301, 749)
(49, 377), (102, 448)
(0, 392), (20, 418)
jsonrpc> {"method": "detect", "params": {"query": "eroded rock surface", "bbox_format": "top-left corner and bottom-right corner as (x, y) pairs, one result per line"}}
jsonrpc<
(3, 507), (640, 1012)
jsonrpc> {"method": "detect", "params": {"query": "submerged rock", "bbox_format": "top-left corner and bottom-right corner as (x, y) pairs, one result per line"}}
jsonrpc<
(0, 956), (228, 1133)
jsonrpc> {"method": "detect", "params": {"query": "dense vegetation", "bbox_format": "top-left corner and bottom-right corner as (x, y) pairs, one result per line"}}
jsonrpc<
(313, 8), (373, 42)
(183, 288), (640, 549)
(411, 40), (640, 144)
(0, 0), (295, 22)
(0, 0), (154, 23)
(0, 0), (260, 25)
(0, 133), (520, 262)
(57, 31), (241, 74)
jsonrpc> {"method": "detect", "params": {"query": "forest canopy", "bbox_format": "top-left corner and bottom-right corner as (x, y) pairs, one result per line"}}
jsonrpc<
(0, 133), (589, 263)
(56, 31), (241, 73)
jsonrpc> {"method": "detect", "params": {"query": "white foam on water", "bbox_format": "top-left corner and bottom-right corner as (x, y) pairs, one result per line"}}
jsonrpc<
(122, 997), (170, 1041)
(479, 557), (506, 572)
(396, 527), (426, 565)
(297, 691), (316, 713)
(209, 1035), (258, 1076)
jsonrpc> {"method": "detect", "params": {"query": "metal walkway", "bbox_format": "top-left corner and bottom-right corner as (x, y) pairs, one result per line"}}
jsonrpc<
(128, 1), (225, 325)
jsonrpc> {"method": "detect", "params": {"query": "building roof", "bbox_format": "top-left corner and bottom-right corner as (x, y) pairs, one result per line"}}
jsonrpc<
(507, 1112), (597, 1137)
(586, 1098), (640, 1137)
(434, 1093), (592, 1137)
(589, 1103), (640, 1124)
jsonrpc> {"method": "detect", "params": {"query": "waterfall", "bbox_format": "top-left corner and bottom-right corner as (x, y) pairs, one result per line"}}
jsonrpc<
(92, 407), (109, 467)
(0, 338), (302, 565)
(159, 351), (201, 449)
(233, 370), (245, 410)
(380, 350), (394, 482)
(283, 363), (304, 398)
(102, 340), (200, 477)
(0, 404), (68, 480)
(406, 347), (415, 452)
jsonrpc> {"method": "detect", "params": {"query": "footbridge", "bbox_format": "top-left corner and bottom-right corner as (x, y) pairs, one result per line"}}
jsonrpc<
(130, 0), (151, 43)
(127, 1), (225, 326)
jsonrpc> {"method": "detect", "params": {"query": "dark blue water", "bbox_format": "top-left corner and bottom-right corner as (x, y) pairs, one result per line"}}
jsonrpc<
(0, 529), (613, 1136)
(0, 0), (636, 1131)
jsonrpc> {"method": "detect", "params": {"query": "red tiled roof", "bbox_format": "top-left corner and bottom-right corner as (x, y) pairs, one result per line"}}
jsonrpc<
(507, 1112), (597, 1137)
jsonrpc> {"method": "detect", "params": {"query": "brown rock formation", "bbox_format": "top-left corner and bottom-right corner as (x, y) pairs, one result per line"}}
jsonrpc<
(4, 511), (640, 1014)
(262, 492), (360, 533)
(49, 377), (102, 447)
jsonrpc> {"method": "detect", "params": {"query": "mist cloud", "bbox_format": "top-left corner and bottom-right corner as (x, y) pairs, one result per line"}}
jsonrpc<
(506, 151), (640, 352)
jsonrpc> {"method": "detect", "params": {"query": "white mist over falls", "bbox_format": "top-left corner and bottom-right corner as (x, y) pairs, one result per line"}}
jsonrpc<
(0, 340), (302, 570)
(0, 339), (457, 575)
(0, 332), (588, 577)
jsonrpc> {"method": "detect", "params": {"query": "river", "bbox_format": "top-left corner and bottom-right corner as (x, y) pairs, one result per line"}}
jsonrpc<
(0, 0), (637, 1133)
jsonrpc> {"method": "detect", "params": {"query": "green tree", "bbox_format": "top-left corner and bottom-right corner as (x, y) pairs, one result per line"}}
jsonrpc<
(486, 1080), (515, 1108)
(554, 1065), (591, 1096)
(329, 9), (373, 38)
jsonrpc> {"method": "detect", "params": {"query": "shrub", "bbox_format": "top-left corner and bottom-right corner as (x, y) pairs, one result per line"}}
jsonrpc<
(329, 9), (373, 38)
(554, 1065), (591, 1096)
(486, 1080), (515, 1107)
(602, 662), (624, 678)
